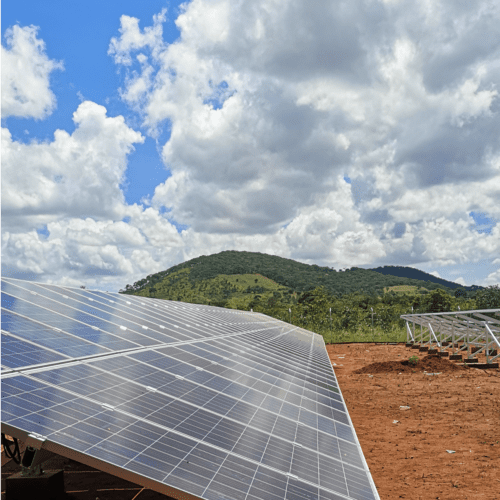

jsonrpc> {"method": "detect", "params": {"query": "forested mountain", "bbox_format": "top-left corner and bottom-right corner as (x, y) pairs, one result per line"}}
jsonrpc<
(370, 265), (481, 291)
(121, 250), (473, 297)
(119, 250), (498, 343)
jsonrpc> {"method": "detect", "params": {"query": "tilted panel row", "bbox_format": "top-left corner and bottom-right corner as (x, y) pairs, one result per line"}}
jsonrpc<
(2, 278), (379, 500)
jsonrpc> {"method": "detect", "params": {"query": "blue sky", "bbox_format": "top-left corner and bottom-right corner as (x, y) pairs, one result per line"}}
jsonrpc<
(2, 0), (499, 291)
(2, 0), (181, 206)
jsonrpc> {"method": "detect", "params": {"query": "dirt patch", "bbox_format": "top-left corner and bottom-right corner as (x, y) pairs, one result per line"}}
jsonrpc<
(354, 354), (468, 375)
(328, 342), (500, 500)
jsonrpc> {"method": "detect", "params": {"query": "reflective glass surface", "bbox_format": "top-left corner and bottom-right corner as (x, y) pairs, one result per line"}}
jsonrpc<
(1, 278), (378, 500)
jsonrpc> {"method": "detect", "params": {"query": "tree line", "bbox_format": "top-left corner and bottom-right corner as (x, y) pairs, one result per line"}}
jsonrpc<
(119, 255), (499, 343)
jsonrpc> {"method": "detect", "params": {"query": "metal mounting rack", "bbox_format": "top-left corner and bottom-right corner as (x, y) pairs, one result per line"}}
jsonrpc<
(401, 309), (500, 365)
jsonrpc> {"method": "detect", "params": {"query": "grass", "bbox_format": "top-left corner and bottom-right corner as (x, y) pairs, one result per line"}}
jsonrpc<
(321, 326), (406, 344)
(136, 274), (409, 343)
(383, 285), (428, 293)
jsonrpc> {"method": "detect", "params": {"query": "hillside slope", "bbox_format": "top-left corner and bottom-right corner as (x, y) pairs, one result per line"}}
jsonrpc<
(119, 251), (497, 343)
(370, 265), (480, 291)
(121, 250), (467, 297)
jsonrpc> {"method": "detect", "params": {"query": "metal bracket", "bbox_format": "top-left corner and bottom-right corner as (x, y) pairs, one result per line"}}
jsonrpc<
(25, 432), (46, 450)
(21, 433), (54, 476)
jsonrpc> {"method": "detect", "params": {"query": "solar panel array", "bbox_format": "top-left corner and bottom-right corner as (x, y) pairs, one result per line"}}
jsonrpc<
(1, 277), (379, 500)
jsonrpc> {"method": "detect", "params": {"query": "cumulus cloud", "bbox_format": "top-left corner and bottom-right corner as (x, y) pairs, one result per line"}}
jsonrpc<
(103, 1), (500, 284)
(108, 8), (167, 66)
(1, 208), (185, 291)
(0, 93), (190, 289)
(1, 25), (63, 119)
(2, 101), (144, 229)
(3, 1), (500, 290)
(108, 1), (499, 236)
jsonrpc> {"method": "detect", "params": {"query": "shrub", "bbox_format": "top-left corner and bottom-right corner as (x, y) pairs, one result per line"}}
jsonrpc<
(408, 355), (419, 366)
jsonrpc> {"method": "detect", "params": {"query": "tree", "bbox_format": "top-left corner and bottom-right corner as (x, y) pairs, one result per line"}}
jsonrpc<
(267, 296), (277, 308)
(475, 285), (500, 309)
(423, 289), (453, 313)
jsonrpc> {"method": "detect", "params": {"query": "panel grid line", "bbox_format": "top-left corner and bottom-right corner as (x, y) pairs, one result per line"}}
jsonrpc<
(3, 351), (360, 469)
(2, 316), (295, 376)
(284, 332), (315, 500)
(241, 350), (303, 500)
(6, 371), (359, 500)
(1, 278), (379, 500)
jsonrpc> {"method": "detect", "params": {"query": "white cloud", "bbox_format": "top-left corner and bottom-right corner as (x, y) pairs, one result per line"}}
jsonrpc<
(1, 25), (63, 119)
(3, 2), (500, 290)
(0, 90), (184, 290)
(107, 1), (499, 239)
(108, 8), (167, 65)
(1, 209), (185, 292)
(482, 268), (500, 287)
(2, 101), (144, 230)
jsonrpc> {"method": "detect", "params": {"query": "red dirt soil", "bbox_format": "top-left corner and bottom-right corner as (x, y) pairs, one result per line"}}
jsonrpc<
(327, 343), (500, 500)
(2, 343), (499, 500)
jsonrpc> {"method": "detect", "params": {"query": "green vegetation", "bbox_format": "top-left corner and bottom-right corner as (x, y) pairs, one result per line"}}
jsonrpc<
(408, 356), (419, 366)
(370, 265), (482, 292)
(383, 285), (427, 293)
(122, 250), (479, 297)
(119, 251), (498, 344)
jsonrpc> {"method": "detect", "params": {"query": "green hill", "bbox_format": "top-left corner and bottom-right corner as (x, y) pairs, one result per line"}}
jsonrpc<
(370, 265), (481, 292)
(120, 250), (463, 298)
(119, 250), (496, 343)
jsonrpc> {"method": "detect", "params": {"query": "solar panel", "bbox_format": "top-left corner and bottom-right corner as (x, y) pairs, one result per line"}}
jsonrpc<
(1, 277), (380, 500)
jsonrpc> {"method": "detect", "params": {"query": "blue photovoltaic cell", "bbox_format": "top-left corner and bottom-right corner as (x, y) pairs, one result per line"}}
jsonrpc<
(1, 310), (110, 359)
(1, 278), (379, 500)
(4, 280), (185, 343)
(1, 332), (67, 369)
(2, 290), (154, 347)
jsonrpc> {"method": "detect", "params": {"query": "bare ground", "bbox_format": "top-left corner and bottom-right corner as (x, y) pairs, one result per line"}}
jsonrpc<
(327, 343), (500, 500)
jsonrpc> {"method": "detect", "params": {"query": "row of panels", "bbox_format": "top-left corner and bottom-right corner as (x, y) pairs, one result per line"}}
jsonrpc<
(2, 369), (374, 500)
(1, 279), (378, 500)
(2, 323), (343, 431)
(2, 314), (339, 406)
(2, 278), (333, 375)
(2, 311), (338, 404)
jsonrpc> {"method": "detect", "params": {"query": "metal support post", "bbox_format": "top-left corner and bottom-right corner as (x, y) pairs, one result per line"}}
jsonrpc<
(484, 321), (500, 362)
(406, 321), (414, 342)
(439, 319), (444, 352)
(428, 323), (440, 348)
(467, 320), (471, 359)
(452, 320), (455, 353)
(486, 323), (490, 364)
